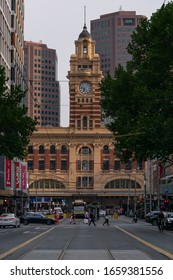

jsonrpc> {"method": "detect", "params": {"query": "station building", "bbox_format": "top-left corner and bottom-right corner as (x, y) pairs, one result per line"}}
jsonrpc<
(25, 24), (145, 213)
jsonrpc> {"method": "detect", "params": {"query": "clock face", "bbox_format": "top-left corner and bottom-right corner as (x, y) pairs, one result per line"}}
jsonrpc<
(79, 82), (91, 94)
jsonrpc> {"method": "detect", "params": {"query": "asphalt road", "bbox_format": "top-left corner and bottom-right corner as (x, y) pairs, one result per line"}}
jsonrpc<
(0, 215), (173, 260)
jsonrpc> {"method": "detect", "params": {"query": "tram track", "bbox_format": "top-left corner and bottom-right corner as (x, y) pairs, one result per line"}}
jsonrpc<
(58, 219), (115, 260)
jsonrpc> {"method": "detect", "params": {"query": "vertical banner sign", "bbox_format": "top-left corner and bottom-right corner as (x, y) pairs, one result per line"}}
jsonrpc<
(15, 162), (21, 190)
(5, 159), (12, 189)
(21, 163), (27, 191)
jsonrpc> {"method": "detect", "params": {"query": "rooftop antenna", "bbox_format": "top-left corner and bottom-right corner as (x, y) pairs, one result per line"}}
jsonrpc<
(119, 5), (122, 11)
(84, 5), (87, 29)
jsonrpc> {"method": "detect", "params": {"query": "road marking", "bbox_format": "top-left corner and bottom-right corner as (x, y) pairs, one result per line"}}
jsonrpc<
(115, 226), (173, 260)
(0, 227), (55, 260)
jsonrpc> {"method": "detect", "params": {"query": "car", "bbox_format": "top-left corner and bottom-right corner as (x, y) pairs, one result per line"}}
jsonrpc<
(22, 213), (56, 225)
(163, 212), (173, 230)
(19, 211), (38, 223)
(0, 213), (20, 228)
(145, 211), (159, 225)
(145, 211), (168, 226)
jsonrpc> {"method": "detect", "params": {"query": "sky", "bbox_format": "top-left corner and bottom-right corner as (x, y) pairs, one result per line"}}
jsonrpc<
(24, 0), (167, 127)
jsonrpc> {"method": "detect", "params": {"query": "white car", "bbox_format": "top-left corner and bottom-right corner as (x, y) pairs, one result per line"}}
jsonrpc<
(0, 213), (20, 228)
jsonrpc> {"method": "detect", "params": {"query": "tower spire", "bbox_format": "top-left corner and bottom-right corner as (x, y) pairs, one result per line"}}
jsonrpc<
(84, 5), (87, 30)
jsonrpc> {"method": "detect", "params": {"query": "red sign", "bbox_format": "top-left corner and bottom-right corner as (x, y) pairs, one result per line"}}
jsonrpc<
(21, 164), (27, 191)
(15, 162), (20, 189)
(5, 159), (12, 188)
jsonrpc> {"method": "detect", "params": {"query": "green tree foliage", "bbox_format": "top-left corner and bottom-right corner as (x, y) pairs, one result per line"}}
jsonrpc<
(100, 2), (173, 163)
(0, 65), (37, 159)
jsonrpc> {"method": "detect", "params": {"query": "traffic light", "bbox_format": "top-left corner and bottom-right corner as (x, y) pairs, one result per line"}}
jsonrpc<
(164, 199), (169, 207)
(3, 198), (8, 205)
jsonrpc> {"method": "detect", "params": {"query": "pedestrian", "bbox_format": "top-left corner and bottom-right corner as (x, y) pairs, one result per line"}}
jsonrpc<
(158, 209), (164, 231)
(70, 212), (76, 224)
(132, 212), (138, 223)
(103, 214), (110, 226)
(84, 210), (89, 224)
(88, 211), (96, 226)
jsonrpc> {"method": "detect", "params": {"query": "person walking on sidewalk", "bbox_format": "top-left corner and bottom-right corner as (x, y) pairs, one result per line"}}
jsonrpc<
(88, 211), (96, 226)
(70, 212), (76, 224)
(103, 214), (110, 226)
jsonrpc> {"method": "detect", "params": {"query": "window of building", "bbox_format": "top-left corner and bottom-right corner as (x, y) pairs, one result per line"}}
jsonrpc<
(27, 160), (33, 170)
(77, 177), (94, 188)
(125, 160), (132, 170)
(61, 145), (67, 154)
(103, 160), (109, 170)
(28, 145), (33, 154)
(83, 116), (87, 128)
(103, 145), (109, 154)
(83, 46), (87, 54)
(82, 160), (89, 170)
(39, 160), (45, 170)
(114, 160), (120, 170)
(50, 160), (56, 170)
(61, 160), (67, 170)
(77, 160), (93, 171)
(39, 145), (45, 154)
(50, 145), (56, 154)
(79, 146), (92, 155)
(77, 120), (81, 128)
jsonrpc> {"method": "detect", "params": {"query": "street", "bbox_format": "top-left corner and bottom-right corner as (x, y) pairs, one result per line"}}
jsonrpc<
(0, 215), (173, 260)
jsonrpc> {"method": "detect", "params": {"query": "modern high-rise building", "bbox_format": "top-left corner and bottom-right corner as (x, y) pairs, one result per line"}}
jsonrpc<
(11, 0), (24, 87)
(0, 0), (25, 214)
(24, 41), (60, 127)
(91, 10), (144, 77)
(0, 0), (24, 87)
(0, 0), (12, 86)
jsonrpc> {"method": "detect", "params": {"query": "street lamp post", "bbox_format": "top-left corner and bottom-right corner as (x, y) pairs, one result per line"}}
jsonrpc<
(35, 179), (38, 212)
(127, 177), (130, 216)
(144, 173), (147, 217)
(134, 179), (137, 213)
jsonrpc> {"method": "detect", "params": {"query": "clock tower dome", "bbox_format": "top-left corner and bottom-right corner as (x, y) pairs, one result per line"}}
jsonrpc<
(67, 24), (103, 130)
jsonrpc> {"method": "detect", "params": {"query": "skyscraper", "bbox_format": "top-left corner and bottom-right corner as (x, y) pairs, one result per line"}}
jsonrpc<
(0, 0), (24, 87)
(91, 10), (144, 77)
(0, 0), (12, 87)
(11, 0), (24, 87)
(24, 41), (60, 127)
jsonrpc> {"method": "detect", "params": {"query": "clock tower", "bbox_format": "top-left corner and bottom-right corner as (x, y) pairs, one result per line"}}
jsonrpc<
(67, 24), (103, 130)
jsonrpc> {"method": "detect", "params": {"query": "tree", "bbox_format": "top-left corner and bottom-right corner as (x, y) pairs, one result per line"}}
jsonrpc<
(0, 65), (37, 159)
(100, 2), (173, 164)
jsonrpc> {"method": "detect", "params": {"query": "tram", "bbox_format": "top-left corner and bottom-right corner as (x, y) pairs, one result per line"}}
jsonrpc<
(72, 199), (86, 218)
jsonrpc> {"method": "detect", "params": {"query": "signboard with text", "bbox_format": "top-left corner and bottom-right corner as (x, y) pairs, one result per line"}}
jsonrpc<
(5, 159), (12, 189)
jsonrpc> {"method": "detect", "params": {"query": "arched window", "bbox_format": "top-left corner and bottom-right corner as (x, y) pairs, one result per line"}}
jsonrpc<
(79, 146), (92, 155)
(83, 40), (88, 54)
(29, 179), (65, 189)
(28, 145), (33, 154)
(83, 46), (87, 54)
(50, 145), (56, 154)
(105, 179), (141, 189)
(83, 116), (87, 128)
(61, 145), (67, 154)
(39, 145), (44, 154)
(103, 145), (109, 154)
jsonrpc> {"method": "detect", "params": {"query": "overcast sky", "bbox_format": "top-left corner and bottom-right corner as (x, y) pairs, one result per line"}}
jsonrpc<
(24, 0), (167, 127)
